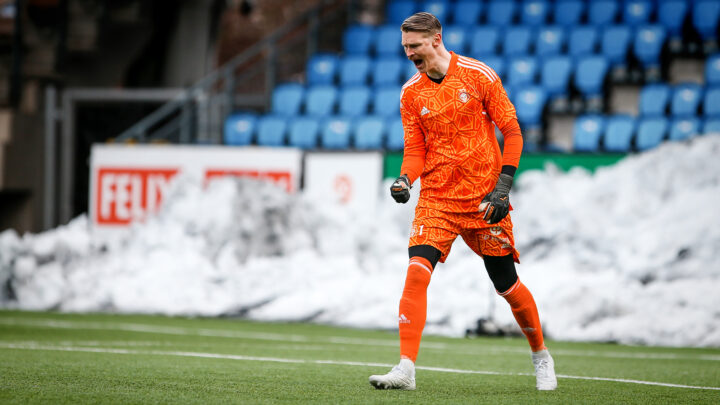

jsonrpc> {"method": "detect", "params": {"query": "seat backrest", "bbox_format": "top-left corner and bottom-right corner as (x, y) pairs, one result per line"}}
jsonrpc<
(256, 115), (288, 147)
(703, 117), (720, 134)
(671, 83), (703, 117)
(692, 1), (720, 40)
(452, 0), (483, 26)
(503, 26), (533, 57)
(601, 25), (632, 65)
(639, 84), (671, 116)
(224, 112), (257, 146)
(420, 0), (450, 23)
(658, 0), (688, 37)
(588, 0), (619, 25)
(521, 0), (549, 26)
(573, 115), (605, 152)
(568, 26), (598, 58)
(535, 25), (565, 57)
(373, 86), (402, 117)
(705, 54), (720, 86)
(320, 116), (352, 149)
(442, 25), (468, 54)
(669, 117), (701, 141)
(480, 55), (506, 80)
(343, 24), (375, 55)
(553, 0), (584, 27)
(514, 86), (547, 125)
(623, 0), (652, 25)
(375, 25), (402, 57)
(703, 87), (720, 118)
(305, 85), (338, 117)
(307, 53), (339, 85)
(271, 83), (305, 116)
(386, 0), (417, 24)
(574, 56), (609, 95)
(339, 55), (371, 86)
(354, 116), (386, 149)
(633, 25), (667, 66)
(470, 26), (500, 57)
(288, 117), (320, 149)
(507, 56), (538, 87)
(541, 56), (572, 96)
(373, 56), (404, 86)
(636, 117), (668, 151)
(386, 117), (405, 150)
(338, 86), (371, 117)
(487, 0), (517, 26)
(603, 114), (635, 152)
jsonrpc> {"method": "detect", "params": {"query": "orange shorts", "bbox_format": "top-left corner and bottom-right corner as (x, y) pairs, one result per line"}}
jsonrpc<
(408, 206), (520, 264)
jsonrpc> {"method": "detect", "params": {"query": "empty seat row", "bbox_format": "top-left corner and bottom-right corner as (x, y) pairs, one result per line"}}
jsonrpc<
(639, 83), (720, 118)
(573, 114), (720, 152)
(271, 83), (401, 118)
(224, 114), (405, 150)
(307, 53), (416, 86)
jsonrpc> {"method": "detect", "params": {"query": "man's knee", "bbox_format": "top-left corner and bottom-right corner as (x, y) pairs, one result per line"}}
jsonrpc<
(482, 254), (518, 293)
(408, 244), (442, 269)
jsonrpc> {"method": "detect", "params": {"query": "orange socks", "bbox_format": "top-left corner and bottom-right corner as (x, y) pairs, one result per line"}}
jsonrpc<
(398, 257), (433, 362)
(499, 279), (546, 352)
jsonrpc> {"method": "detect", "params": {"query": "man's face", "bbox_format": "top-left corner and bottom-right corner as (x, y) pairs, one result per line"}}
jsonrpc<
(401, 31), (438, 73)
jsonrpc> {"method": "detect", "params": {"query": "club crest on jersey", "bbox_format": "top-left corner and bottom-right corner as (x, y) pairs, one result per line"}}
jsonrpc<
(459, 89), (469, 103)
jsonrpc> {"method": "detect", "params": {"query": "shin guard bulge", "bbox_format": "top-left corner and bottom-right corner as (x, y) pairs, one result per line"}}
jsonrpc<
(500, 280), (546, 352)
(398, 256), (433, 362)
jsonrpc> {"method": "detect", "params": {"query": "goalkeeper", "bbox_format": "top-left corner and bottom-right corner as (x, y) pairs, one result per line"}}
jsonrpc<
(369, 12), (556, 391)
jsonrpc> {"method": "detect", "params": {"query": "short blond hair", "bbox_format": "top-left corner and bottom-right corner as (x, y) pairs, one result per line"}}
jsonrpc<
(400, 12), (442, 35)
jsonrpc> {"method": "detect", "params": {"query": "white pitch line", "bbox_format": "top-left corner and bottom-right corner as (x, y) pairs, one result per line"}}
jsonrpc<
(0, 342), (719, 392)
(2, 317), (719, 362)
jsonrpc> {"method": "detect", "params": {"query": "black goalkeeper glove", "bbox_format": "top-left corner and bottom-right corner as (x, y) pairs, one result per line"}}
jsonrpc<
(390, 174), (411, 203)
(480, 173), (513, 224)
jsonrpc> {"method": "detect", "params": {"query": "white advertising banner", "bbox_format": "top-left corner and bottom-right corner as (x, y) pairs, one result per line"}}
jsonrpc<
(89, 144), (302, 228)
(303, 152), (383, 212)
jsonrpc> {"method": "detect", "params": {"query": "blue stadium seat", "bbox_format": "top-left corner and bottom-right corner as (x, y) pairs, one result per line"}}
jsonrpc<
(521, 0), (549, 26)
(487, 0), (517, 26)
(288, 117), (320, 149)
(452, 0), (483, 26)
(481, 56), (506, 80)
(671, 83), (703, 117)
(639, 84), (671, 116)
(601, 25), (632, 68)
(636, 117), (669, 151)
(535, 26), (565, 57)
(343, 25), (374, 55)
(339, 55), (371, 86)
(375, 25), (402, 57)
(306, 53), (338, 85)
(589, 0), (619, 25)
(373, 86), (402, 117)
(573, 115), (605, 152)
(633, 25), (667, 82)
(503, 26), (533, 57)
(305, 85), (337, 116)
(703, 118), (720, 134)
(514, 86), (547, 129)
(320, 116), (352, 149)
(574, 56), (609, 108)
(443, 25), (468, 54)
(354, 116), (386, 149)
(387, 0), (417, 25)
(386, 117), (405, 150)
(705, 54), (720, 86)
(703, 87), (720, 118)
(623, 0), (652, 25)
(553, 0), (584, 27)
(271, 83), (304, 116)
(669, 117), (701, 142)
(470, 26), (500, 57)
(507, 56), (538, 87)
(421, 0), (450, 23)
(224, 112), (257, 146)
(338, 86), (371, 117)
(568, 26), (598, 58)
(603, 114), (635, 152)
(404, 62), (419, 81)
(373, 56), (404, 86)
(541, 56), (572, 104)
(692, 1), (720, 43)
(658, 1), (689, 52)
(256, 115), (288, 147)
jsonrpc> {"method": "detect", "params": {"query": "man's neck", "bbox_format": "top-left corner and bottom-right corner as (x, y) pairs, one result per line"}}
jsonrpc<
(426, 49), (452, 79)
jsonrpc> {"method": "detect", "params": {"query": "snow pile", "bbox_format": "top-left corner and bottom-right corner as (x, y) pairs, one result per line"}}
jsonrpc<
(1, 135), (719, 348)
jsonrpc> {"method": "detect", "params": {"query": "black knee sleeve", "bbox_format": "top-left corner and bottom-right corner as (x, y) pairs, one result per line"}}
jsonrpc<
(408, 244), (442, 269)
(482, 254), (518, 293)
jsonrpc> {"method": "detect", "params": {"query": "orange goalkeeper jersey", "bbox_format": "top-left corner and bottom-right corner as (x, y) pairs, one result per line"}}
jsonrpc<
(400, 52), (523, 213)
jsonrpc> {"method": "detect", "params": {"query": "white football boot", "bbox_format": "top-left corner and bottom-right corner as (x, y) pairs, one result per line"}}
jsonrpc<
(369, 358), (416, 390)
(532, 349), (558, 390)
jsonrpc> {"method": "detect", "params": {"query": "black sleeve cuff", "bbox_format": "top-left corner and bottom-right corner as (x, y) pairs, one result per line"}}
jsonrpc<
(501, 165), (517, 177)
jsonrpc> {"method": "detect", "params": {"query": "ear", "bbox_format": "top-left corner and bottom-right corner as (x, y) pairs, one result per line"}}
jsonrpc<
(432, 32), (442, 47)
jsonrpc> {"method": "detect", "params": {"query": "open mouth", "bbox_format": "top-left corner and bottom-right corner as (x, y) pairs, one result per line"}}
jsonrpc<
(413, 59), (424, 69)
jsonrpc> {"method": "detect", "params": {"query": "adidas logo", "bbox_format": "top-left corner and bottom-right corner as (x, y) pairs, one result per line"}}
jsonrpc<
(398, 314), (411, 324)
(421, 106), (430, 116)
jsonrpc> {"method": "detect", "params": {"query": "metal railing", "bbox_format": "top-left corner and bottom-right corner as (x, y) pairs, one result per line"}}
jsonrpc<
(115, 0), (353, 144)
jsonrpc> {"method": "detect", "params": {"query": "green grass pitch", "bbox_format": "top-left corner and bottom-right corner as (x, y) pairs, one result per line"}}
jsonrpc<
(1, 310), (718, 404)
